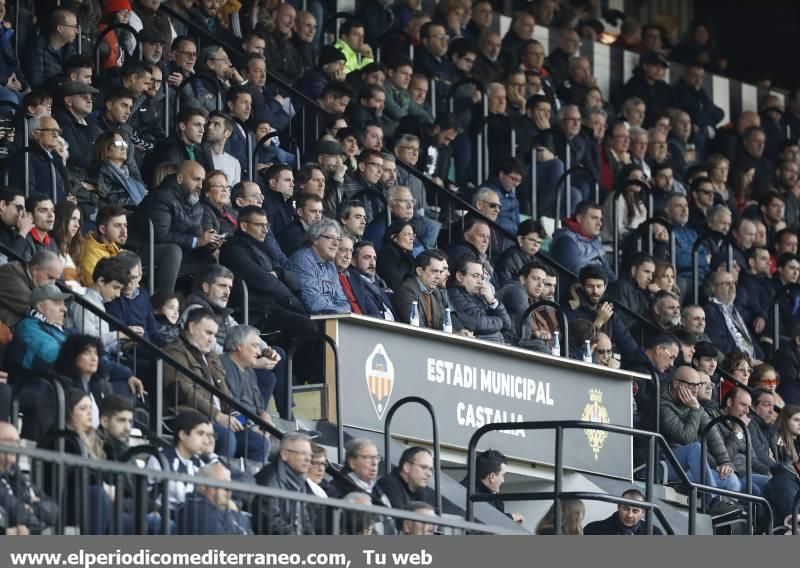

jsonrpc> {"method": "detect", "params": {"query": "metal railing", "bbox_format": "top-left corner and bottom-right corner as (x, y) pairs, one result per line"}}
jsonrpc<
(518, 300), (569, 356)
(0, 442), (513, 535)
(699, 414), (756, 533)
(554, 163), (599, 224)
(465, 420), (774, 535)
(92, 23), (141, 75)
(771, 283), (800, 349)
(610, 180), (651, 277)
(631, 218), (676, 262)
(383, 396), (442, 514)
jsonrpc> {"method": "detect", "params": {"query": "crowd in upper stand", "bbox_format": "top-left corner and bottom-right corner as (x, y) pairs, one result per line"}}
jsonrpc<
(0, 0), (798, 535)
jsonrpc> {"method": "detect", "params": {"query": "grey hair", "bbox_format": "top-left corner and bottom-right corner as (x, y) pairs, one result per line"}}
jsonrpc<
(628, 126), (648, 140)
(344, 438), (378, 463)
(380, 152), (396, 163)
(115, 250), (142, 271)
(706, 204), (731, 225)
(306, 218), (340, 243)
(342, 492), (372, 506)
(388, 185), (412, 200)
(472, 187), (496, 205)
(558, 104), (580, 120)
(199, 264), (234, 286)
(282, 433), (312, 447)
(29, 250), (60, 268)
(28, 115), (48, 137)
(584, 108), (607, 122)
(486, 82), (505, 97)
(223, 324), (261, 353)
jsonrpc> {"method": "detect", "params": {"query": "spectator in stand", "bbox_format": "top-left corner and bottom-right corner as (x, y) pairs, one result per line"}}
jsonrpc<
(607, 253), (657, 328)
(339, 200), (367, 244)
(199, 170), (237, 237)
(704, 269), (764, 362)
(414, 22), (457, 113)
(660, 365), (742, 505)
(351, 240), (395, 319)
(324, 438), (392, 508)
(24, 8), (78, 87)
(277, 194), (323, 258)
(600, 166), (649, 244)
(383, 55), (433, 136)
(54, 81), (102, 174)
(335, 235), (381, 316)
(472, 30), (504, 86)
(551, 200), (614, 284)
(583, 489), (663, 535)
(392, 249), (446, 329)
(719, 386), (770, 495)
(176, 461), (251, 535)
(240, 54), (291, 134)
(480, 157), (523, 237)
(535, 499), (585, 535)
(10, 116), (69, 204)
(254, 433), (316, 535)
(91, 131), (147, 210)
(773, 324), (800, 405)
(495, 219), (546, 287)
(261, 164), (296, 237)
(0, 421), (59, 534)
(748, 364), (785, 409)
(762, 405), (800, 522)
(264, 3), (302, 83)
(68, 257), (129, 352)
(376, 446), (436, 511)
(51, 201), (83, 289)
(164, 308), (268, 464)
(293, 45), (346, 101)
(0, 188), (33, 263)
(544, 28), (579, 88)
(204, 112), (241, 187)
(333, 19), (373, 75)
(448, 254), (513, 343)
(376, 220), (416, 292)
(80, 205), (127, 286)
(463, 449), (523, 523)
(21, 194), (58, 261)
(0, 251), (62, 327)
(666, 192), (708, 281)
(289, 218), (350, 315)
(747, 390), (777, 478)
(672, 64), (724, 156)
(497, 259), (552, 349)
(143, 107), (213, 188)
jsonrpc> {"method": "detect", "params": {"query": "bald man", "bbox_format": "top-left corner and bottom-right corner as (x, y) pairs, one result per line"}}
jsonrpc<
(0, 422), (58, 534)
(130, 160), (219, 293)
(175, 462), (252, 535)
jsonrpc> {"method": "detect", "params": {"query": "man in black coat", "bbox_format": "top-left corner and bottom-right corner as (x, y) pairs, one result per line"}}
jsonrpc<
(583, 489), (663, 535)
(621, 51), (672, 128)
(0, 188), (33, 262)
(53, 80), (102, 172)
(218, 206), (316, 343)
(262, 164), (296, 237)
(11, 116), (69, 203)
(461, 449), (523, 524)
(773, 324), (800, 405)
(128, 161), (219, 293)
(606, 253), (657, 328)
(747, 388), (778, 476)
(392, 250), (447, 329)
(375, 446), (436, 512)
(142, 107), (214, 187)
(176, 462), (251, 535)
(334, 235), (382, 317)
(253, 434), (316, 535)
(276, 194), (323, 258)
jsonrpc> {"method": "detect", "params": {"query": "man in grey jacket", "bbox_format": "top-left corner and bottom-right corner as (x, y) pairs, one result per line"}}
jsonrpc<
(448, 254), (513, 344)
(660, 365), (741, 496)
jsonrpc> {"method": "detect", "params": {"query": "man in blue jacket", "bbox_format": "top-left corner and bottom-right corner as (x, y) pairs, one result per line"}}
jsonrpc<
(550, 200), (615, 286)
(176, 462), (251, 534)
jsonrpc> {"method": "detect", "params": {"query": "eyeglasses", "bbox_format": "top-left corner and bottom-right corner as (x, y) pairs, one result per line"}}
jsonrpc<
(411, 461), (434, 473)
(482, 201), (501, 210)
(595, 349), (613, 356)
(392, 198), (416, 205)
(659, 346), (678, 361)
(111, 140), (128, 149)
(319, 234), (342, 243)
(758, 378), (779, 386)
(35, 128), (62, 135)
(310, 460), (327, 468)
(734, 365), (752, 374)
(357, 455), (381, 463)
(61, 22), (79, 29)
(365, 162), (384, 170)
(244, 221), (269, 229)
(284, 448), (312, 459)
(674, 378), (701, 390)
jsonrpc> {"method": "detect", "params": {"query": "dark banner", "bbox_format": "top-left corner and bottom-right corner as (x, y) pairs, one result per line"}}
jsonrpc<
(327, 316), (647, 479)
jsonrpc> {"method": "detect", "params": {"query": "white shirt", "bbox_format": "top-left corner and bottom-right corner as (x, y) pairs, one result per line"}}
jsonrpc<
(212, 152), (242, 187)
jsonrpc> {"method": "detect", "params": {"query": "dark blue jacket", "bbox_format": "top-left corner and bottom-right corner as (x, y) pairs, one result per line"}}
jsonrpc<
(262, 189), (295, 237)
(773, 341), (800, 406)
(224, 121), (250, 181)
(10, 144), (67, 203)
(703, 301), (764, 361)
(23, 33), (75, 87)
(481, 176), (520, 237)
(340, 268), (382, 317)
(175, 493), (251, 535)
(584, 512), (663, 535)
(106, 288), (167, 347)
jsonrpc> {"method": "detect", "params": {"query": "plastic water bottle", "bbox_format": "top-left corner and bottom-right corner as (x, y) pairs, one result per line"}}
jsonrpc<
(409, 301), (420, 327)
(443, 308), (453, 333)
(582, 340), (593, 364)
(550, 331), (561, 356)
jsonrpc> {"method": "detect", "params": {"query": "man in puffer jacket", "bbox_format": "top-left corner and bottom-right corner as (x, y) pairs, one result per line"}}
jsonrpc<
(550, 200), (615, 288)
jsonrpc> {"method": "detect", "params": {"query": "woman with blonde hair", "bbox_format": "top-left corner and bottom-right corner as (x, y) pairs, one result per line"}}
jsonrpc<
(535, 499), (586, 535)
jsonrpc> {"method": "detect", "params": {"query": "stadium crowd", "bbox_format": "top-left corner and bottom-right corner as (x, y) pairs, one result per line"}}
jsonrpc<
(0, 0), (799, 535)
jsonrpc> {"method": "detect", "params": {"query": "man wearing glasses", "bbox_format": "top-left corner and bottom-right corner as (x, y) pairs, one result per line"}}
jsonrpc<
(448, 254), (513, 344)
(660, 364), (742, 514)
(376, 446), (436, 511)
(254, 433), (316, 534)
(623, 334), (679, 432)
(24, 9), (78, 87)
(0, 188), (33, 262)
(704, 269), (764, 362)
(14, 115), (69, 202)
(480, 157), (524, 236)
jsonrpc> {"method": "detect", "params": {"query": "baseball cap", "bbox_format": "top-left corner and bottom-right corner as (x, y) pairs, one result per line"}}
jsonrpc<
(30, 283), (71, 304)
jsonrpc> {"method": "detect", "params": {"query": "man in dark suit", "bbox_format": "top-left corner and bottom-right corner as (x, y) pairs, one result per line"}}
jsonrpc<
(142, 107), (214, 187)
(392, 249), (447, 329)
(334, 235), (382, 317)
(704, 269), (764, 361)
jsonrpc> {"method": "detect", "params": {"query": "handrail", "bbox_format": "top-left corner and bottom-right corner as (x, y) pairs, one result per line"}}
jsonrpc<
(383, 396), (442, 514)
(518, 299), (568, 356)
(120, 444), (171, 534)
(692, 229), (731, 304)
(699, 414), (756, 534)
(9, 373), (66, 441)
(631, 217), (675, 262)
(0, 442), (515, 534)
(92, 23), (141, 75)
(0, 243), (284, 442)
(465, 420), (774, 534)
(771, 283), (800, 349)
(284, 333), (343, 462)
(175, 70), (223, 116)
(376, 28), (413, 61)
(554, 164), (599, 222)
(609, 180), (651, 277)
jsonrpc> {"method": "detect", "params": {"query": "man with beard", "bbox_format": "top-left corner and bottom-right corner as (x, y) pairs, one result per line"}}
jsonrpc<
(129, 161), (218, 293)
(351, 240), (395, 319)
(583, 489), (663, 535)
(566, 263), (638, 360)
(606, 253), (657, 328)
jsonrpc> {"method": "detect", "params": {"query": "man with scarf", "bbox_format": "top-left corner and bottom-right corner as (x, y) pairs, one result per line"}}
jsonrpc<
(704, 269), (764, 362)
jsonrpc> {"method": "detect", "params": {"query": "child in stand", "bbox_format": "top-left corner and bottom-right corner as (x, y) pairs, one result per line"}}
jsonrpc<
(152, 293), (181, 345)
